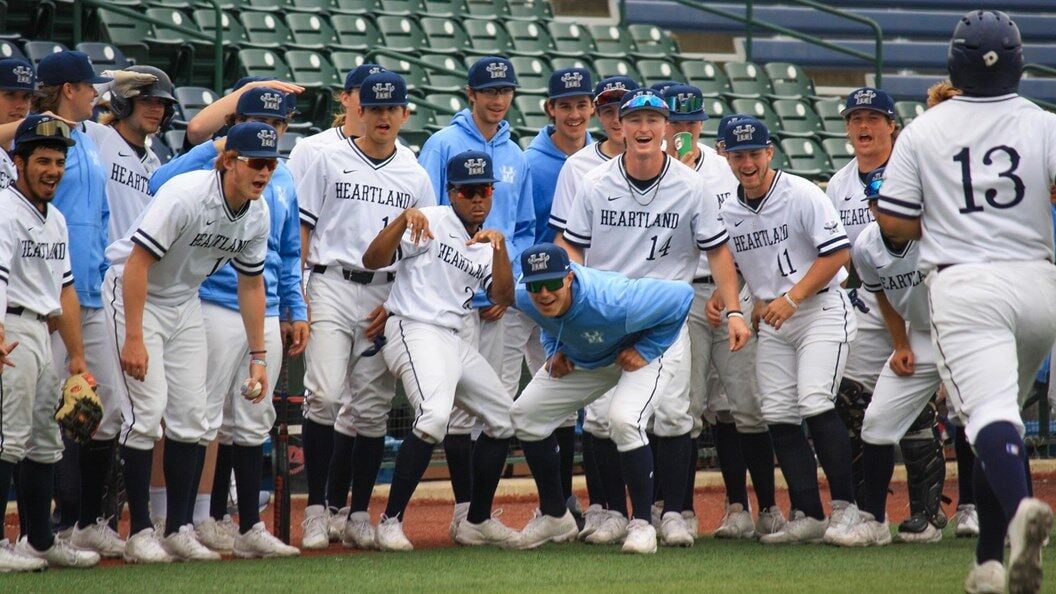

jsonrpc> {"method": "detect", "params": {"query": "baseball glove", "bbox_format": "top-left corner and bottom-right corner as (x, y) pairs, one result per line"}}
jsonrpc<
(55, 372), (103, 445)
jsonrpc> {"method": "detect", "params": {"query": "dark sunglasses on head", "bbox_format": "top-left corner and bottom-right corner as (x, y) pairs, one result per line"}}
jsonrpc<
(665, 94), (704, 114)
(28, 118), (73, 141)
(237, 155), (279, 171)
(526, 278), (564, 293)
(865, 177), (884, 198)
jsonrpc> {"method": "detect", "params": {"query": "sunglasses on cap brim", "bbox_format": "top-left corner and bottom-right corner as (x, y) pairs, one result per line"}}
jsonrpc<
(236, 155), (279, 171)
(594, 88), (629, 106)
(23, 118), (74, 144)
(665, 94), (704, 114)
(526, 277), (565, 293)
(865, 177), (884, 199)
(621, 94), (669, 113)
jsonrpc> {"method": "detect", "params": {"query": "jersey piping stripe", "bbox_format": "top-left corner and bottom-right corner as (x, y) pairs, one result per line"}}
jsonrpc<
(398, 319), (426, 435)
(110, 275), (139, 448)
(0, 374), (5, 457)
(617, 154), (670, 196)
(347, 138), (399, 170)
(634, 352), (665, 446)
(736, 170), (781, 214)
(132, 230), (166, 259)
(562, 229), (590, 248)
(299, 207), (319, 228)
(232, 259), (265, 276)
(926, 285), (966, 408)
(548, 213), (567, 229)
(62, 271), (74, 287)
(863, 281), (883, 292)
(876, 195), (922, 219)
(13, 188), (47, 225)
(216, 173), (252, 222)
(827, 292), (851, 396)
(697, 230), (729, 250)
(594, 143), (611, 161)
(817, 236), (850, 256)
(0, 264), (9, 284)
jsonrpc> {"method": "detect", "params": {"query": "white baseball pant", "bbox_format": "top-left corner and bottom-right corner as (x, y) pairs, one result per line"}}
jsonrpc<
(649, 325), (694, 437)
(0, 312), (63, 464)
(861, 328), (942, 445)
(50, 306), (124, 441)
(841, 290), (892, 393)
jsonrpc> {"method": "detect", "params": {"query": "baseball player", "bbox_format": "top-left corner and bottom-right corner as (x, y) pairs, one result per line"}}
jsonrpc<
(146, 85), (304, 558)
(508, 243), (694, 554)
(660, 90), (782, 540)
(0, 115), (101, 570)
(297, 72), (435, 550)
(876, 11), (1055, 593)
(183, 78), (303, 148)
(0, 58), (34, 189)
(562, 90), (749, 547)
(360, 150), (517, 551)
(104, 122), (274, 563)
(719, 116), (861, 545)
(416, 56), (535, 536)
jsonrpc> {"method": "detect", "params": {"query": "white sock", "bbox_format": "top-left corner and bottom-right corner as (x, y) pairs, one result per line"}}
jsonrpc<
(193, 494), (212, 524)
(149, 486), (166, 526)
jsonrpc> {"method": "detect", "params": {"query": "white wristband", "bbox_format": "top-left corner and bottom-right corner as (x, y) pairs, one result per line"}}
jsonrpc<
(783, 293), (799, 310)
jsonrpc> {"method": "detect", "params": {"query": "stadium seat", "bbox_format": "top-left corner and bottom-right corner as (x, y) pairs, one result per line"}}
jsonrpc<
(422, 55), (466, 93)
(331, 14), (384, 53)
(504, 0), (553, 22)
(770, 142), (792, 171)
(172, 85), (219, 127)
(420, 16), (472, 56)
(278, 131), (302, 159)
(637, 58), (683, 86)
(286, 50), (342, 90)
(240, 0), (285, 12)
(593, 58), (640, 82)
(330, 0), (374, 15)
(822, 138), (855, 171)
(509, 56), (551, 95)
(330, 51), (366, 80)
(514, 94), (548, 136)
(548, 56), (593, 75)
(730, 98), (780, 135)
(75, 42), (132, 75)
(700, 96), (731, 137)
(504, 101), (526, 130)
(376, 0), (422, 16)
(423, 92), (468, 125)
(681, 60), (731, 97)
(463, 0), (502, 20)
(404, 100), (436, 131)
(419, 0), (464, 18)
(772, 99), (824, 139)
(240, 11), (295, 50)
(22, 40), (66, 66)
(764, 62), (818, 100)
(94, 8), (151, 68)
(192, 9), (250, 49)
(286, 0), (337, 14)
(813, 97), (848, 138)
(237, 48), (294, 81)
(627, 23), (681, 59)
(588, 24), (637, 59)
(0, 40), (27, 62)
(399, 129), (430, 154)
(505, 20), (557, 57)
(723, 61), (773, 99)
(286, 13), (340, 51)
(780, 137), (832, 179)
(374, 55), (429, 94)
(895, 100), (926, 127)
(462, 19), (515, 56)
(148, 133), (175, 164)
(516, 134), (533, 150)
(376, 16), (427, 54)
(547, 22), (596, 58)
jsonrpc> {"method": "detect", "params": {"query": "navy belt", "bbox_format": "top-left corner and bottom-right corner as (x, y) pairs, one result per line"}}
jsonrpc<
(692, 275), (714, 284)
(6, 306), (47, 322)
(313, 265), (394, 284)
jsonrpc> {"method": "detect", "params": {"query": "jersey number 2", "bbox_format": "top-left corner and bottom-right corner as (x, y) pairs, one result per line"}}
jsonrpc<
(953, 146), (1024, 213)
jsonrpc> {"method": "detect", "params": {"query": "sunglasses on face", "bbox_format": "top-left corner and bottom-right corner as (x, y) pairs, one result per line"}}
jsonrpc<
(237, 156), (279, 171)
(455, 184), (493, 199)
(477, 87), (515, 98)
(665, 94), (704, 114)
(27, 118), (73, 141)
(526, 278), (564, 293)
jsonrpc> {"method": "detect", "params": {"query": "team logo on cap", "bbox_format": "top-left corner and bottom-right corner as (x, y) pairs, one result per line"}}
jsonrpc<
(372, 82), (395, 100)
(368, 66), (382, 75)
(486, 61), (508, 79)
(983, 50), (999, 67)
(12, 65), (31, 85)
(732, 124), (756, 142)
(527, 252), (550, 271)
(675, 92), (694, 108)
(852, 89), (876, 105)
(257, 129), (277, 148)
(464, 157), (486, 176)
(602, 81), (627, 92)
(561, 71), (583, 88)
(260, 92), (283, 111)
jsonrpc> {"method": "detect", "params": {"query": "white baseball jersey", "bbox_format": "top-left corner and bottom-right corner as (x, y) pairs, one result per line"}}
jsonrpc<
(852, 222), (929, 329)
(298, 139), (434, 272)
(0, 149), (16, 189)
(548, 142), (611, 231)
(692, 142), (739, 278)
(722, 170), (850, 301)
(827, 157), (876, 246)
(84, 121), (162, 243)
(106, 169), (269, 306)
(384, 205), (495, 332)
(285, 126), (349, 182)
(0, 186), (73, 317)
(880, 95), (1056, 271)
(563, 154), (728, 281)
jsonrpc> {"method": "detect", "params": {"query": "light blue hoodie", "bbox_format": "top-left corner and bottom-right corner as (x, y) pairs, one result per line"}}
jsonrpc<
(147, 141), (306, 321)
(515, 263), (693, 369)
(418, 109), (535, 308)
(53, 125), (109, 308)
(525, 125), (593, 243)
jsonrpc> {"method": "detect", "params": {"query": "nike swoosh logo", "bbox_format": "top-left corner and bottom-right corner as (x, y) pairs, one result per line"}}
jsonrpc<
(205, 220), (216, 226)
(843, 195), (853, 202)
(119, 151), (133, 158)
(448, 233), (460, 239)
(606, 196), (622, 201)
(822, 306), (837, 311)
(733, 220), (744, 227)
(343, 169), (358, 174)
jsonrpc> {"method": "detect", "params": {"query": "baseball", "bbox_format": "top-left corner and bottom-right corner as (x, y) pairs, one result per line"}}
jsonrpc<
(241, 378), (262, 401)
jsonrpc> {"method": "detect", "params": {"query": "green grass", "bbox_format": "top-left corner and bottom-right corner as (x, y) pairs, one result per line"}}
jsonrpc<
(5, 537), (1054, 593)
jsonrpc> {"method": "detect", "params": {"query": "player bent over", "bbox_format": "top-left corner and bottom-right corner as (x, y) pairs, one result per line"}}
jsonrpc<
(0, 116), (101, 571)
(361, 150), (517, 551)
(105, 122), (274, 563)
(719, 117), (861, 545)
(509, 244), (694, 554)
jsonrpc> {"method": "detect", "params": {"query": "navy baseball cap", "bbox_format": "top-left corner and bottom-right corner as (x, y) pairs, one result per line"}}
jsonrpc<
(14, 114), (76, 149)
(344, 63), (385, 90)
(0, 59), (34, 91)
(723, 116), (770, 152)
(864, 166), (886, 201)
(649, 80), (680, 95)
(226, 122), (280, 158)
(619, 89), (669, 119)
(467, 56), (518, 90)
(237, 87), (289, 120)
(663, 84), (707, 122)
(37, 50), (111, 86)
(716, 113), (748, 140)
(447, 150), (498, 186)
(231, 75), (275, 92)
(594, 75), (639, 106)
(841, 87), (896, 118)
(520, 243), (571, 284)
(359, 72), (408, 107)
(548, 67), (593, 100)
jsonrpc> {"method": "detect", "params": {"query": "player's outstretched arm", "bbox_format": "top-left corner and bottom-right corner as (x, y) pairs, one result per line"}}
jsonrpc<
(762, 248), (850, 331)
(186, 79), (304, 145)
(473, 230), (514, 307)
(53, 285), (88, 376)
(362, 208), (432, 270)
(237, 272), (269, 402)
(705, 243), (750, 351)
(120, 245), (155, 381)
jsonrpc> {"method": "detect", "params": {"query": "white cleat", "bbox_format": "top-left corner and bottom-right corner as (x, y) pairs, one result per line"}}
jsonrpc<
(954, 504), (980, 538)
(659, 512), (694, 547)
(1007, 498), (1053, 594)
(54, 527), (73, 543)
(759, 510), (827, 545)
(71, 518), (126, 558)
(301, 505), (330, 550)
(0, 539), (47, 573)
(342, 511), (377, 550)
(328, 506), (349, 542)
(194, 515), (237, 553)
(375, 515), (414, 552)
(16, 536), (100, 568)
(755, 506), (787, 537)
(832, 513), (892, 547)
(895, 519), (943, 544)
(163, 525), (221, 561)
(622, 519), (657, 554)
(123, 528), (173, 564)
(964, 560), (1006, 594)
(449, 502), (470, 542)
(714, 503), (755, 539)
(585, 510), (629, 544)
(513, 510), (579, 550)
(681, 510), (699, 539)
(579, 504), (606, 541)
(823, 500), (861, 544)
(233, 522), (300, 558)
(650, 501), (663, 530)
(455, 513), (520, 548)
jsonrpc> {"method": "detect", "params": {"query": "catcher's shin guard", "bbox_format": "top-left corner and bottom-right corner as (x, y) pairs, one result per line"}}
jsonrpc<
(834, 378), (871, 503)
(898, 400), (948, 533)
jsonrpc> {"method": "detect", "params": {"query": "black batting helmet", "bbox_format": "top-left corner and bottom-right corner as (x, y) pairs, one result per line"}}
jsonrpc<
(109, 65), (178, 128)
(947, 10), (1022, 97)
